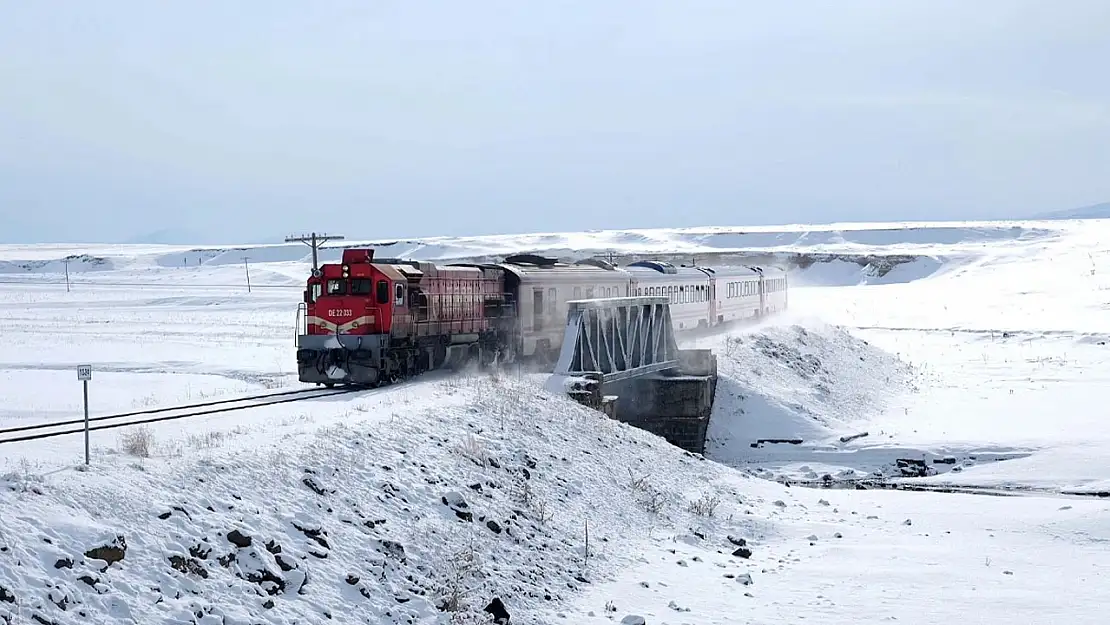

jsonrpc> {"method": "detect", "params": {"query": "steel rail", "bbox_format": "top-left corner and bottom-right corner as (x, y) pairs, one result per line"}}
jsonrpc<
(0, 386), (364, 445)
(0, 386), (338, 436)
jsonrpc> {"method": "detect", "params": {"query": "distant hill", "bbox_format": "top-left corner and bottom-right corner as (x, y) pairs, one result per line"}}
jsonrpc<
(1032, 201), (1110, 220)
(123, 229), (286, 246)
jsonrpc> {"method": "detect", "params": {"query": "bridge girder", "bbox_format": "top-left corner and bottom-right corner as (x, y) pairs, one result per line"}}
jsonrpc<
(551, 296), (680, 385)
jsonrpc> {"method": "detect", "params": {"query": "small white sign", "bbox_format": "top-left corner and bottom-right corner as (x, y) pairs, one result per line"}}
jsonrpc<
(77, 365), (92, 381)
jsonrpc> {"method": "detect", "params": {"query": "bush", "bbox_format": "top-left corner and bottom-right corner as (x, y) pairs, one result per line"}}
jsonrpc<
(120, 426), (155, 458)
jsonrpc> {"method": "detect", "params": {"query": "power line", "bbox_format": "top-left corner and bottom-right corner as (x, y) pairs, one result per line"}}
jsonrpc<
(284, 232), (345, 271)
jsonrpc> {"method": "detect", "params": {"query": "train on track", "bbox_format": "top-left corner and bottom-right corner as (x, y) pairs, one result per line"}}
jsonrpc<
(295, 249), (789, 387)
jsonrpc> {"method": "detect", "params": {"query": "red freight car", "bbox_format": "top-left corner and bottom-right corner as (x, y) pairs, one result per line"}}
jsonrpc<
(297, 249), (516, 386)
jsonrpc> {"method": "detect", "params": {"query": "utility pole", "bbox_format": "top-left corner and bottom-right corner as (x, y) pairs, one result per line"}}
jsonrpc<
(242, 256), (252, 293)
(285, 232), (345, 271)
(64, 258), (71, 292)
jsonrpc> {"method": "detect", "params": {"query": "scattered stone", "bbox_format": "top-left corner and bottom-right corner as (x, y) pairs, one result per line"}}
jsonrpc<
(441, 491), (473, 522)
(737, 573), (753, 585)
(77, 575), (98, 588)
(818, 499), (830, 506)
(621, 616), (646, 625)
(378, 540), (406, 562)
(54, 558), (73, 570)
(227, 529), (252, 548)
(168, 555), (209, 579)
(84, 535), (127, 567)
(727, 536), (747, 547)
(292, 522), (330, 549)
(807, 534), (819, 542)
(346, 574), (360, 585)
(732, 547), (753, 559)
(484, 597), (511, 624)
(486, 520), (503, 534)
(190, 544), (212, 560)
(903, 519), (912, 526)
(302, 476), (333, 496)
(0, 585), (15, 603)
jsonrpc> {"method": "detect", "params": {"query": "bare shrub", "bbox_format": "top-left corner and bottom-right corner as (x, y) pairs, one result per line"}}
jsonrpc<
(439, 539), (484, 615)
(456, 433), (487, 467)
(187, 430), (225, 450)
(628, 468), (651, 491)
(687, 492), (722, 517)
(120, 426), (154, 458)
(640, 486), (669, 514)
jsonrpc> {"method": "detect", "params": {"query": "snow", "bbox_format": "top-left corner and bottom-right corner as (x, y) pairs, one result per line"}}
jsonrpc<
(3, 218), (1110, 624)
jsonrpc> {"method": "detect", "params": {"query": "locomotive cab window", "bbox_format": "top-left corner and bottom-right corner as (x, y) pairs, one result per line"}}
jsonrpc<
(350, 279), (372, 295)
(394, 284), (405, 305)
(376, 280), (390, 304)
(326, 279), (346, 295)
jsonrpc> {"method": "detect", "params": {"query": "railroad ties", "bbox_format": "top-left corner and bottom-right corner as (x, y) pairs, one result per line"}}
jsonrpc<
(545, 296), (718, 454)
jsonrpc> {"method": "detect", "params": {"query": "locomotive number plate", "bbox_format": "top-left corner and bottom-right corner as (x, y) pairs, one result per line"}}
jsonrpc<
(328, 309), (353, 317)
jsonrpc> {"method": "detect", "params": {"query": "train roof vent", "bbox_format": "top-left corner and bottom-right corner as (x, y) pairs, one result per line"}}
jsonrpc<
(574, 258), (616, 270)
(628, 260), (678, 274)
(503, 253), (560, 267)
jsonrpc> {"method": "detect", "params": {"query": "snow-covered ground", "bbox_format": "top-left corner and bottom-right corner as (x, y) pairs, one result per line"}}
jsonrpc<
(2, 218), (1108, 624)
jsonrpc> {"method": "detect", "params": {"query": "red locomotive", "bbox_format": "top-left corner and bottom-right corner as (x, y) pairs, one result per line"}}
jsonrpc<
(296, 249), (516, 387)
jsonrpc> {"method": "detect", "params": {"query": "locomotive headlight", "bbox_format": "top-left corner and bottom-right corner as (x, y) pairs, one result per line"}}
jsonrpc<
(342, 264), (350, 277)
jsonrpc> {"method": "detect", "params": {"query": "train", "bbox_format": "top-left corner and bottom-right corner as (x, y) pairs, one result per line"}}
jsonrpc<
(295, 249), (789, 387)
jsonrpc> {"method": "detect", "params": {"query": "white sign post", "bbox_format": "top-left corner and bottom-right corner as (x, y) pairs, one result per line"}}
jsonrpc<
(77, 365), (92, 464)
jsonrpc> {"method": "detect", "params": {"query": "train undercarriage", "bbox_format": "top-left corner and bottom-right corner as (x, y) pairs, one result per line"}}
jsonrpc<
(295, 331), (516, 388)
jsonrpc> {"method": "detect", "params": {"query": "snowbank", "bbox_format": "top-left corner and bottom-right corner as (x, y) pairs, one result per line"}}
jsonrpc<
(704, 319), (917, 462)
(0, 372), (775, 625)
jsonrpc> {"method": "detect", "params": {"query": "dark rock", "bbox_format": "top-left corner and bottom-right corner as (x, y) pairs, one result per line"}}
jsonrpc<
(346, 574), (360, 585)
(54, 558), (73, 570)
(275, 554), (298, 572)
(292, 522), (330, 549)
(727, 536), (747, 547)
(484, 597), (510, 624)
(264, 540), (282, 555)
(189, 544), (211, 560)
(732, 547), (753, 559)
(262, 600), (275, 610)
(168, 555), (209, 579)
(442, 491), (473, 522)
(84, 535), (127, 567)
(77, 575), (98, 588)
(303, 476), (333, 496)
(157, 511), (172, 520)
(379, 540), (406, 562)
(486, 520), (503, 534)
(243, 566), (286, 595)
(227, 529), (252, 548)
(0, 585), (15, 603)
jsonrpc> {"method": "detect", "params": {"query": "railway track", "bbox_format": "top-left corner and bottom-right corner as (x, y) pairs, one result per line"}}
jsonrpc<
(777, 475), (1110, 500)
(0, 386), (364, 445)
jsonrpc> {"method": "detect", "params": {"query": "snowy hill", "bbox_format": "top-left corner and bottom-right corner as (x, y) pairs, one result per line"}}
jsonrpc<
(1030, 201), (1110, 220)
(3, 217), (1110, 623)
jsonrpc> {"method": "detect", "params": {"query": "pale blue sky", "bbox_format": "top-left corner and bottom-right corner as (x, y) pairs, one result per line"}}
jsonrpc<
(2, 0), (1109, 244)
